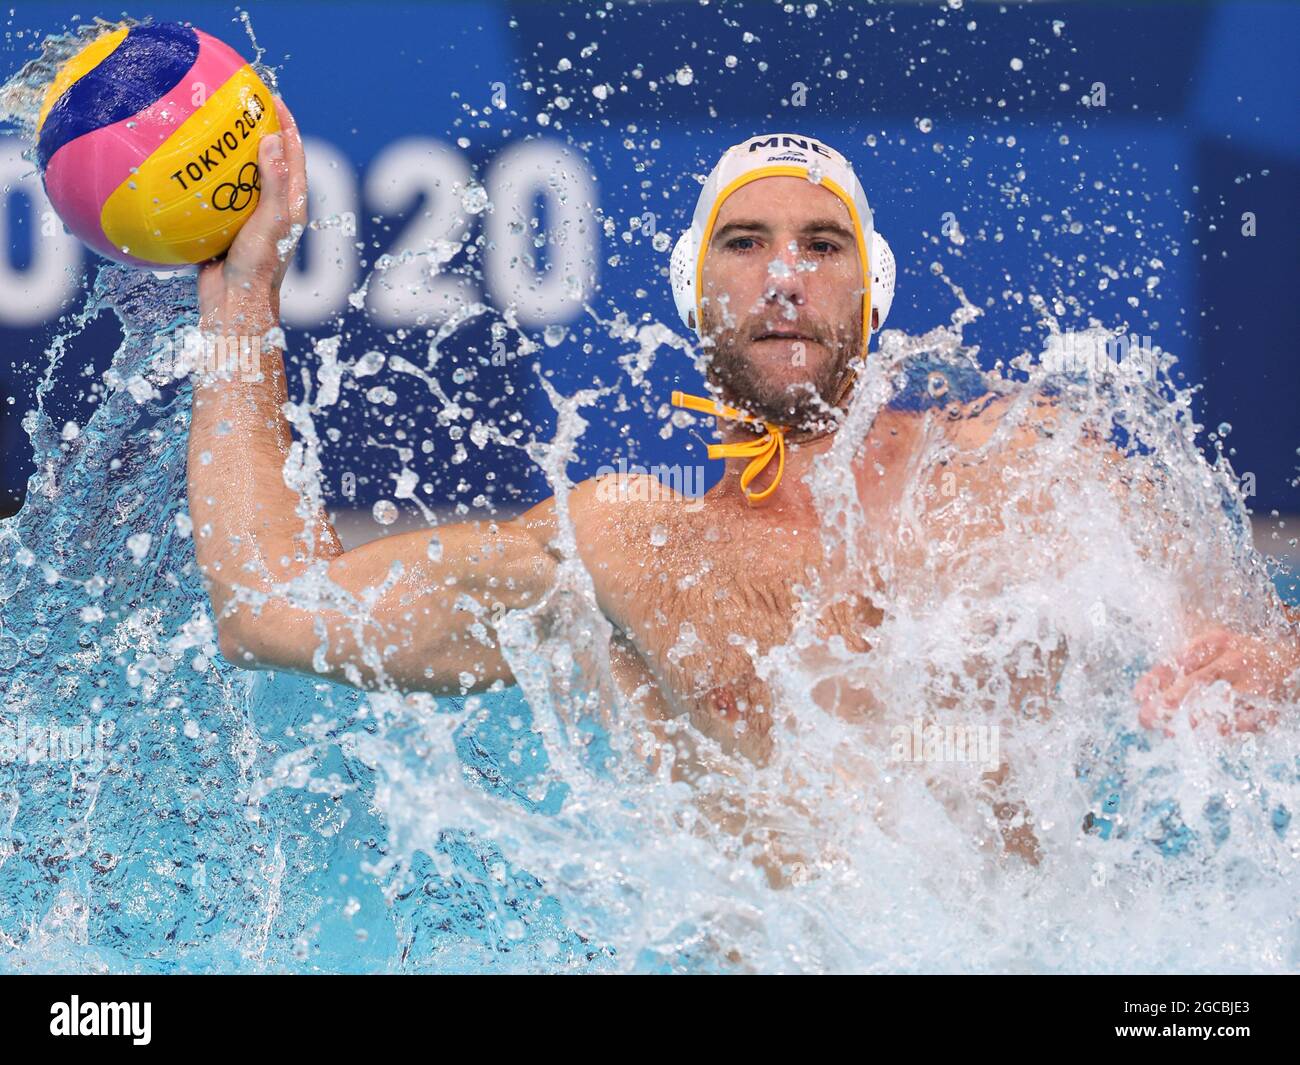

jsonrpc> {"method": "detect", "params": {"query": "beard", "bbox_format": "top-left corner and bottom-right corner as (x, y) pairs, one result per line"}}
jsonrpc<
(699, 305), (862, 429)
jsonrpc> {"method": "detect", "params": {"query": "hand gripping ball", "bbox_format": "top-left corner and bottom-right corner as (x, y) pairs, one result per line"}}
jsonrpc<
(35, 21), (280, 269)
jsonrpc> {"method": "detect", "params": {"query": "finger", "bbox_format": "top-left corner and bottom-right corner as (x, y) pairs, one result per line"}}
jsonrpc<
(1137, 664), (1177, 730)
(1161, 656), (1234, 709)
(1135, 632), (1228, 722)
(1134, 661), (1176, 702)
(1234, 703), (1279, 733)
(251, 131), (289, 235)
(1137, 696), (1170, 731)
(1175, 628), (1231, 673)
(226, 132), (290, 270)
(1140, 656), (1231, 731)
(1137, 692), (1178, 735)
(271, 95), (308, 229)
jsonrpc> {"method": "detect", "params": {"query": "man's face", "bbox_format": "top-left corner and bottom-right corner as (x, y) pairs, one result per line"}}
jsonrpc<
(697, 175), (865, 427)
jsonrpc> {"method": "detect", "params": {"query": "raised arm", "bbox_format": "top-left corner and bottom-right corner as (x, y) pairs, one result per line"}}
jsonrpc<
(187, 97), (558, 695)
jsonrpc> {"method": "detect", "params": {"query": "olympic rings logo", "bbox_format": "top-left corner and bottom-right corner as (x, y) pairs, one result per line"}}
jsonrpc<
(211, 162), (261, 212)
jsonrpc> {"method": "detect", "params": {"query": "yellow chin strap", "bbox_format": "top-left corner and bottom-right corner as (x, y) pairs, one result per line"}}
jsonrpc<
(670, 362), (861, 506)
(669, 390), (786, 504)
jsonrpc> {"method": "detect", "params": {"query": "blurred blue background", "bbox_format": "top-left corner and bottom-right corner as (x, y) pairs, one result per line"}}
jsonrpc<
(2, 0), (1296, 525)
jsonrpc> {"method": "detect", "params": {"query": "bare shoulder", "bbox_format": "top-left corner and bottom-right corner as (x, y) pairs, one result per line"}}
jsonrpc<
(943, 382), (1118, 466)
(511, 473), (677, 630)
(509, 471), (692, 561)
(573, 469), (706, 526)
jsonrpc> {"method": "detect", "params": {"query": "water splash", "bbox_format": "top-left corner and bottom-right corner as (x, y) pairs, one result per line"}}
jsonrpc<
(2, 8), (1297, 975)
(2, 238), (1297, 972)
(0, 16), (137, 139)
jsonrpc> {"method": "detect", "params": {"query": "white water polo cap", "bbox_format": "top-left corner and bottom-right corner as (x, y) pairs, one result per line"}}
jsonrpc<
(670, 132), (895, 349)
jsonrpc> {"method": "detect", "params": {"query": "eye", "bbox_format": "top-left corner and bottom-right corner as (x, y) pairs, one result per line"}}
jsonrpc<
(808, 239), (839, 255)
(725, 236), (759, 252)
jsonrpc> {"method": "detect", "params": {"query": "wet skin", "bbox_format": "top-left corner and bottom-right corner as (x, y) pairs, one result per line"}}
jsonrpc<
(188, 104), (1300, 875)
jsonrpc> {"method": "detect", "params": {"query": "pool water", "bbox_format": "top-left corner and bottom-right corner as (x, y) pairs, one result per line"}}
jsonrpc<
(2, 10), (1298, 974)
(1, 262), (1296, 974)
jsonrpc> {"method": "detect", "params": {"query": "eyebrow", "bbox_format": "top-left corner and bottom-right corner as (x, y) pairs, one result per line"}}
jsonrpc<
(712, 218), (857, 245)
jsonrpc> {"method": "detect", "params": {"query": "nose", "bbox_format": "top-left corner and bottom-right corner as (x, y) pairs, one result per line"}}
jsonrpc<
(763, 239), (808, 310)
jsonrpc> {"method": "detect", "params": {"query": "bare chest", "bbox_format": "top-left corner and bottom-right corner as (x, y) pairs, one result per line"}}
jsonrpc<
(604, 510), (882, 761)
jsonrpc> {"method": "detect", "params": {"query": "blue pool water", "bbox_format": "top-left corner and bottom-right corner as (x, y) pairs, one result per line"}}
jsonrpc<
(2, 264), (1297, 973)
(2, 7), (1299, 971)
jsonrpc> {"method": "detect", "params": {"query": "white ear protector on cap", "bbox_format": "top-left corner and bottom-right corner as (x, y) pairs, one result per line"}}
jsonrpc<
(669, 133), (895, 348)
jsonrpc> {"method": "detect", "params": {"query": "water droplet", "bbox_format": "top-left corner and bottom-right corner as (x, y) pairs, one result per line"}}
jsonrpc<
(461, 182), (489, 215)
(126, 532), (152, 561)
(354, 350), (385, 377)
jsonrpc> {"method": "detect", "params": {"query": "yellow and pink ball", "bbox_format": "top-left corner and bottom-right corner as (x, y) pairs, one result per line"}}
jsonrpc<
(36, 21), (279, 269)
